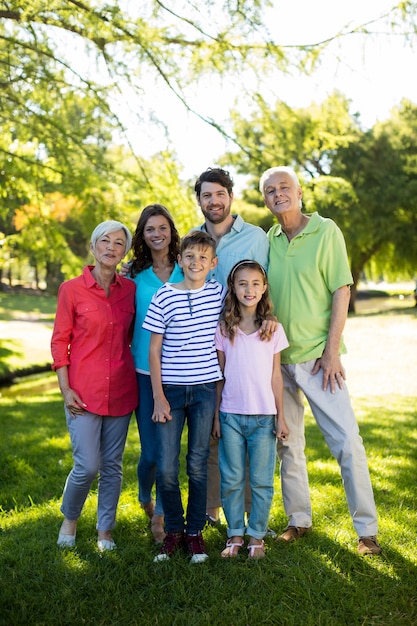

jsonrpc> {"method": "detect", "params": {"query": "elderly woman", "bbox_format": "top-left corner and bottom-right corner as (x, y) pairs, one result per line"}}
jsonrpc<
(51, 220), (137, 551)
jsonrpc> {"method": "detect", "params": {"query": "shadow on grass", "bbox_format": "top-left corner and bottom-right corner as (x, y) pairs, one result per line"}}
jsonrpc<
(0, 339), (24, 378)
(1, 506), (416, 625)
(303, 398), (417, 515)
(1, 385), (417, 624)
(349, 305), (417, 319)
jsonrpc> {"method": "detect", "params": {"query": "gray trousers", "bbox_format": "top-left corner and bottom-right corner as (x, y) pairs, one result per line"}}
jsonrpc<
(61, 407), (131, 531)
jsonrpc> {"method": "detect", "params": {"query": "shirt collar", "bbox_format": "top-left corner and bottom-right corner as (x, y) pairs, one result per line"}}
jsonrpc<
(83, 265), (123, 289)
(273, 212), (319, 237)
(200, 214), (242, 234)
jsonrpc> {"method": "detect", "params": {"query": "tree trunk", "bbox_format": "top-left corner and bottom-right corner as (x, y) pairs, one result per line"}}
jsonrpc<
(33, 262), (39, 290)
(349, 268), (361, 314)
(45, 261), (64, 294)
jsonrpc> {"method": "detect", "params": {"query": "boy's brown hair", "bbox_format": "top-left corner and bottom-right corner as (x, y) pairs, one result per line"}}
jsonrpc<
(180, 230), (217, 256)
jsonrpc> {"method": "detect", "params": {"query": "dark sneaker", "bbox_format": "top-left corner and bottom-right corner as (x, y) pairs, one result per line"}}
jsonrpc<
(277, 525), (312, 542)
(205, 514), (221, 528)
(153, 531), (184, 562)
(185, 532), (208, 564)
(358, 536), (381, 556)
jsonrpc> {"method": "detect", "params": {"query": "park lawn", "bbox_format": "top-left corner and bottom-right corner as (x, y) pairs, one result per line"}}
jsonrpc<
(0, 292), (57, 378)
(0, 374), (416, 625)
(0, 292), (57, 321)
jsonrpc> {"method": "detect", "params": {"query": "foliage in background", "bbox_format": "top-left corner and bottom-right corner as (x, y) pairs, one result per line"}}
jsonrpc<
(221, 93), (417, 310)
(1, 2), (417, 288)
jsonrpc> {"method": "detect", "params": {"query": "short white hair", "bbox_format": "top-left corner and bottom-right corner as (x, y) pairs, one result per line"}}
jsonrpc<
(90, 220), (132, 256)
(259, 166), (300, 195)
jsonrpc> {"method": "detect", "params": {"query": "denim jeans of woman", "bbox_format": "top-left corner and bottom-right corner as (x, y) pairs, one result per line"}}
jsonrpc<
(218, 412), (276, 540)
(135, 372), (163, 516)
(155, 383), (216, 534)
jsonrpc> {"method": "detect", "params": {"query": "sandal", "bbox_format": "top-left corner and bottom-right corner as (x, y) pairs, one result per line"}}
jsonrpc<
(221, 537), (244, 558)
(247, 540), (265, 559)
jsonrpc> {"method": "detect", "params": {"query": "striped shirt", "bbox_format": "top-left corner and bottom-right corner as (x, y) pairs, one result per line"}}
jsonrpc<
(143, 280), (226, 384)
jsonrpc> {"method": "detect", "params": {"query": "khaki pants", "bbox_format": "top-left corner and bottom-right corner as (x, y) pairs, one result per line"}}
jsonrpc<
(278, 360), (378, 537)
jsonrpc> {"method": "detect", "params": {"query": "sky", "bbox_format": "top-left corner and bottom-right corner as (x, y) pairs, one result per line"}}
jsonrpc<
(126, 0), (417, 184)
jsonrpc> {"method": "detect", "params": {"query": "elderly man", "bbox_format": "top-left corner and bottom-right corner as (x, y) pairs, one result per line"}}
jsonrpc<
(260, 165), (380, 556)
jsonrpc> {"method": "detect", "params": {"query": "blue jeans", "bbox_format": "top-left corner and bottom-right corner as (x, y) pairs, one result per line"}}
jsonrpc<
(155, 383), (216, 534)
(135, 373), (163, 516)
(218, 412), (277, 540)
(61, 407), (131, 531)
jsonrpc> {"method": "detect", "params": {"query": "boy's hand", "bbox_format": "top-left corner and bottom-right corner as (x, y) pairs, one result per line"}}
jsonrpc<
(152, 397), (172, 423)
(259, 315), (278, 341)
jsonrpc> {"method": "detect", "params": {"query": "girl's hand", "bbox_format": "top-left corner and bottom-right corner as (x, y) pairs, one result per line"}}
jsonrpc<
(212, 414), (221, 439)
(274, 416), (289, 441)
(259, 315), (278, 341)
(152, 396), (172, 423)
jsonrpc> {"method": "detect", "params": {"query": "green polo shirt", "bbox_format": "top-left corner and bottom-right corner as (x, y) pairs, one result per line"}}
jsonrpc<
(267, 212), (353, 365)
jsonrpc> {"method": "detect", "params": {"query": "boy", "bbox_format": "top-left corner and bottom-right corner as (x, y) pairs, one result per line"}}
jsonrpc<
(143, 231), (226, 563)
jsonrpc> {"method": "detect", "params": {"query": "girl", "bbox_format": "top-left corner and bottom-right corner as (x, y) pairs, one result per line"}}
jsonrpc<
(129, 204), (183, 543)
(213, 260), (289, 559)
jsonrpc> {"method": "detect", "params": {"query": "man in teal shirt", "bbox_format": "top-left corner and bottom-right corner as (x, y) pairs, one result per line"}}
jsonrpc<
(260, 165), (380, 556)
(194, 167), (269, 525)
(195, 167), (269, 285)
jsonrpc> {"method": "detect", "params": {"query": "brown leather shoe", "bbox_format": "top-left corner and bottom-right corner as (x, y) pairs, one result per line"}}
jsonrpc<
(358, 536), (381, 556)
(277, 525), (312, 542)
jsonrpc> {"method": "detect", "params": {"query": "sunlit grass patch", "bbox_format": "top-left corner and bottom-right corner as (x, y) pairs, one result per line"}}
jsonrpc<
(1, 380), (417, 625)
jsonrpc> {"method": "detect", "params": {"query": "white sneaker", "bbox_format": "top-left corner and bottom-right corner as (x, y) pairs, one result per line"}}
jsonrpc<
(98, 539), (116, 552)
(57, 533), (76, 548)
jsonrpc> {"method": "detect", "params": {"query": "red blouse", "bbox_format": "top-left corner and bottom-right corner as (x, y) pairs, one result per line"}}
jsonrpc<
(51, 266), (138, 416)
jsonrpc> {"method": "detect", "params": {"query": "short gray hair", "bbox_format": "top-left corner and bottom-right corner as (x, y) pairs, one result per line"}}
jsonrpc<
(259, 166), (300, 195)
(90, 220), (132, 256)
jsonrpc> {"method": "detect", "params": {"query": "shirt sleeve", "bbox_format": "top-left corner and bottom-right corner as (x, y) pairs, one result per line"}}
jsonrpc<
(273, 323), (290, 354)
(323, 222), (353, 293)
(142, 292), (166, 334)
(50, 282), (74, 370)
(214, 323), (225, 351)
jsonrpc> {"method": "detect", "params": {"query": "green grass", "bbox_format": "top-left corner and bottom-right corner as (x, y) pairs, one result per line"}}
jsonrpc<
(0, 292), (57, 321)
(0, 292), (56, 379)
(1, 374), (416, 625)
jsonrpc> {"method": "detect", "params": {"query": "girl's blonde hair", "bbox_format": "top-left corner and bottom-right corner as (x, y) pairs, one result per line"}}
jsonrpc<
(221, 260), (272, 342)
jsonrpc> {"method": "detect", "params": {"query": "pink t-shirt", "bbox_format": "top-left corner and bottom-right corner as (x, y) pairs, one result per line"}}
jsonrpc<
(214, 323), (289, 415)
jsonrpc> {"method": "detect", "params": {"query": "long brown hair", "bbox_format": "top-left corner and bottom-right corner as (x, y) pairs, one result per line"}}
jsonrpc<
(130, 204), (180, 277)
(221, 260), (272, 343)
